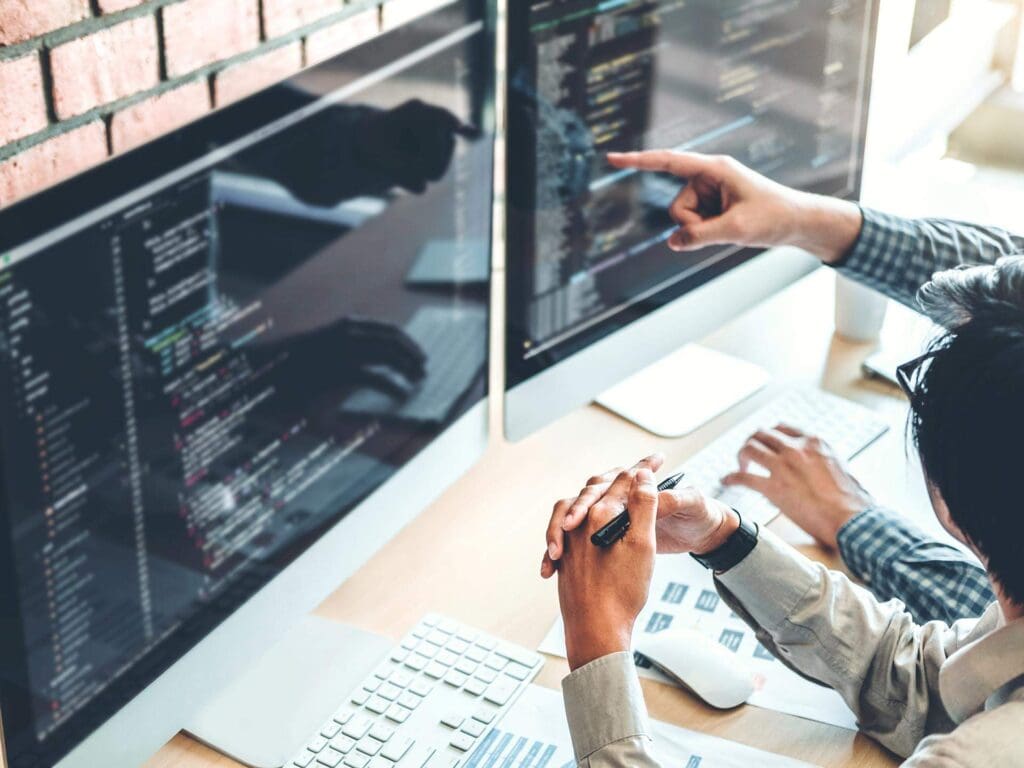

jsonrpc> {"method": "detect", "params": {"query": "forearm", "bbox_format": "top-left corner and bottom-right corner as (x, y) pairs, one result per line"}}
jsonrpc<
(838, 508), (994, 624)
(714, 529), (953, 757)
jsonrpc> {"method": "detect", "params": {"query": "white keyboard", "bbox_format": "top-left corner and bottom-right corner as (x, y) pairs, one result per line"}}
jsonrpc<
(288, 615), (543, 768)
(674, 389), (889, 526)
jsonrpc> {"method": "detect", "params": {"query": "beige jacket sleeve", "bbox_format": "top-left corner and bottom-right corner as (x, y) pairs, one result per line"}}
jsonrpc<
(561, 530), (987, 766)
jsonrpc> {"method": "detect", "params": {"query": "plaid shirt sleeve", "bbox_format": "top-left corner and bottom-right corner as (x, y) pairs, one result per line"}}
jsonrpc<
(836, 507), (994, 624)
(834, 207), (1024, 310)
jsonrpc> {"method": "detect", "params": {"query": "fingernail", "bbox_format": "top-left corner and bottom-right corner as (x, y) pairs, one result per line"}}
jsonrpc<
(548, 542), (558, 559)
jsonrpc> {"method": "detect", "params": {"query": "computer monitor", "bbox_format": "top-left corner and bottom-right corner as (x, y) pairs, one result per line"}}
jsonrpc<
(505, 0), (879, 440)
(0, 3), (494, 766)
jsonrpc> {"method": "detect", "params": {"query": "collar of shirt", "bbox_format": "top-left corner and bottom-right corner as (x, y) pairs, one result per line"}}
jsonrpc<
(940, 607), (1024, 723)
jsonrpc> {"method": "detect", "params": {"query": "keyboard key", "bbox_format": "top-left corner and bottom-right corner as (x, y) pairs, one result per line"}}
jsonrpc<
(464, 646), (488, 663)
(475, 636), (497, 651)
(463, 679), (486, 697)
(329, 736), (356, 754)
(343, 753), (369, 768)
(455, 627), (478, 643)
(385, 704), (411, 723)
(308, 737), (328, 753)
(496, 644), (538, 668)
(474, 668), (497, 684)
(321, 723), (342, 739)
(378, 682), (403, 701)
(436, 650), (459, 667)
(400, 636), (419, 651)
(424, 661), (447, 679)
(342, 716), (372, 740)
(471, 707), (496, 724)
(461, 720), (485, 738)
(444, 671), (468, 687)
(350, 690), (369, 706)
(316, 749), (344, 767)
(356, 737), (383, 756)
(446, 639), (469, 655)
(423, 615), (439, 627)
(391, 648), (409, 664)
(409, 678), (432, 697)
(505, 663), (532, 681)
(404, 653), (430, 672)
(454, 659), (477, 675)
(396, 745), (434, 768)
(397, 692), (421, 710)
(440, 712), (464, 729)
(381, 736), (413, 761)
(332, 708), (355, 725)
(426, 630), (449, 646)
(369, 723), (394, 743)
(483, 679), (517, 706)
(449, 732), (476, 752)
(373, 664), (394, 680)
(365, 696), (389, 715)
(294, 750), (316, 767)
(362, 677), (381, 693)
(425, 756), (459, 768)
(416, 642), (438, 659)
(412, 625), (429, 639)
(391, 671), (414, 688)
(483, 655), (506, 672)
(438, 619), (459, 634)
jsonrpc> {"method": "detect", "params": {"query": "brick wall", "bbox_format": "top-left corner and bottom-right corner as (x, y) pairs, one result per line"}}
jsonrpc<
(0, 0), (445, 207)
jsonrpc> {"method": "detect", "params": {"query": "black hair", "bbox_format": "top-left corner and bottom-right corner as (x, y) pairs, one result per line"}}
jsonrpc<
(910, 259), (1024, 606)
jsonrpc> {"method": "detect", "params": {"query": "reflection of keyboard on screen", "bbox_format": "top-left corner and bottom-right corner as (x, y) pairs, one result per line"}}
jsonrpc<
(342, 306), (487, 425)
(672, 389), (889, 526)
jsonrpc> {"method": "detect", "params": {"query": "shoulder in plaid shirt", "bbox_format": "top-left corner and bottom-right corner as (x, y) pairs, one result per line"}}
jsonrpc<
(827, 207), (1024, 624)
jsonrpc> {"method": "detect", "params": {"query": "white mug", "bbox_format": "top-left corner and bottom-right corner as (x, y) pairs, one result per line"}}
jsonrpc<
(835, 273), (888, 342)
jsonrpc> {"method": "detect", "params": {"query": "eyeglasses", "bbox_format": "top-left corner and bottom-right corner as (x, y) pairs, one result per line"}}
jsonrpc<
(895, 349), (939, 399)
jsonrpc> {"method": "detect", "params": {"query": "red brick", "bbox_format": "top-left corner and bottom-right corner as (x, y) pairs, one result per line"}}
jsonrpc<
(305, 8), (380, 67)
(110, 80), (210, 153)
(162, 0), (260, 78)
(0, 0), (90, 46)
(97, 0), (147, 11)
(50, 16), (160, 120)
(0, 122), (108, 206)
(381, 0), (453, 31)
(263, 0), (344, 38)
(213, 43), (302, 106)
(0, 54), (49, 146)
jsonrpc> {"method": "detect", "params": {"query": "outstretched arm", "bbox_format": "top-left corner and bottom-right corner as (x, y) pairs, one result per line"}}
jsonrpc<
(606, 151), (1024, 312)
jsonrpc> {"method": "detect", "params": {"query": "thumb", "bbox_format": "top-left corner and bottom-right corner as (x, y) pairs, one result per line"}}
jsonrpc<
(668, 214), (738, 252)
(629, 468), (659, 536)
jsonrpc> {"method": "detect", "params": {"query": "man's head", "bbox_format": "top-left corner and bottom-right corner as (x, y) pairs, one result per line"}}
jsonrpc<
(910, 256), (1024, 606)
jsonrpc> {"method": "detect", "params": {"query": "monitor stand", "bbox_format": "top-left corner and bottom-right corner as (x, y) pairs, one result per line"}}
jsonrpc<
(185, 615), (392, 768)
(595, 344), (770, 438)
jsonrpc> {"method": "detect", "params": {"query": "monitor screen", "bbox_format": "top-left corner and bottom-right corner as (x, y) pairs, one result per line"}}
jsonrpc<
(506, 0), (878, 389)
(0, 4), (493, 766)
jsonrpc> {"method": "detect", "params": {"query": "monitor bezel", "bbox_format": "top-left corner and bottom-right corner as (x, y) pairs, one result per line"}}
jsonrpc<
(0, 3), (496, 765)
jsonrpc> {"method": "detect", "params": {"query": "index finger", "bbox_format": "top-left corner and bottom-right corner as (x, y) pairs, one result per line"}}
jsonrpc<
(606, 150), (714, 179)
(564, 454), (664, 530)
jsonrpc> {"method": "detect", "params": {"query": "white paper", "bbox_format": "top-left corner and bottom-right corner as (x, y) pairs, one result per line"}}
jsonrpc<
(465, 684), (819, 768)
(538, 555), (857, 731)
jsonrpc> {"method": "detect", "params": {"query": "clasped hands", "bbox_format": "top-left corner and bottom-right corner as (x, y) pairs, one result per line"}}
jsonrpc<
(540, 454), (738, 671)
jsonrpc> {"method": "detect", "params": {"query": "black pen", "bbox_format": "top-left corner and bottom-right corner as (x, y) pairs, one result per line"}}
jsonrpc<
(590, 471), (687, 547)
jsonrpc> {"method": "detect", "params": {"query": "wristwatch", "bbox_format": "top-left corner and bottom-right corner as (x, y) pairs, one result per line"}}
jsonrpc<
(690, 509), (759, 573)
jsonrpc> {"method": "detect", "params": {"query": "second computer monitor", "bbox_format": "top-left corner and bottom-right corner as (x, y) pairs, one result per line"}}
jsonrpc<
(505, 0), (879, 440)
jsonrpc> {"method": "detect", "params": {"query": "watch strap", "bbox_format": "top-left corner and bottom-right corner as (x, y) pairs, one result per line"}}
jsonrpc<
(689, 509), (759, 572)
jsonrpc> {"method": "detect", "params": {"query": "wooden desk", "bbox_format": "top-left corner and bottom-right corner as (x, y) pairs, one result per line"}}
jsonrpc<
(150, 268), (928, 768)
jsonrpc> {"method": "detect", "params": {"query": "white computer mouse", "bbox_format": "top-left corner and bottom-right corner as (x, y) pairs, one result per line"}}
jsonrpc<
(633, 627), (755, 710)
